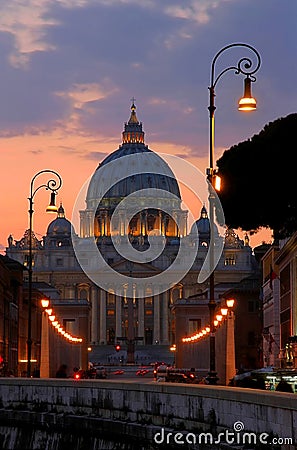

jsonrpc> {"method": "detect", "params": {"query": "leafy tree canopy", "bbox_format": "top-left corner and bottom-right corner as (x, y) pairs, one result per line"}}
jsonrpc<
(216, 113), (297, 239)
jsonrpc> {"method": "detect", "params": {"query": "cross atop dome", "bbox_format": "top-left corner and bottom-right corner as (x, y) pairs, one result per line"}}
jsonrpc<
(128, 97), (139, 125)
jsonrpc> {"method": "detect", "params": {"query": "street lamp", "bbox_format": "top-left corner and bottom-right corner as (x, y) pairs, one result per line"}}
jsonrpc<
(206, 43), (261, 385)
(27, 169), (62, 377)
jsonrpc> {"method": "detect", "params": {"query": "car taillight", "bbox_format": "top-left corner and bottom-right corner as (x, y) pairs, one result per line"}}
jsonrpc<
(75, 373), (80, 379)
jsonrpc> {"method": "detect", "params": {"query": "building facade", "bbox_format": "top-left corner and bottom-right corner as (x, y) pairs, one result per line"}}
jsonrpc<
(0, 255), (23, 376)
(262, 232), (297, 369)
(6, 104), (260, 364)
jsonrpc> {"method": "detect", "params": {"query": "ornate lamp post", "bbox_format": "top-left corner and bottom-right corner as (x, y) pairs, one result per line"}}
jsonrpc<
(27, 170), (62, 377)
(206, 43), (261, 384)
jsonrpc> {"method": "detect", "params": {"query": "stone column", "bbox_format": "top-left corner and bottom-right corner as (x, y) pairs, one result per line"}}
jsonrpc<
(172, 211), (178, 237)
(66, 285), (75, 300)
(138, 286), (145, 340)
(79, 211), (86, 238)
(182, 211), (188, 237)
(40, 312), (50, 378)
(87, 210), (94, 237)
(161, 290), (169, 344)
(99, 290), (107, 344)
(225, 312), (236, 385)
(161, 213), (166, 236)
(116, 294), (122, 339)
(91, 286), (98, 344)
(153, 292), (160, 344)
(158, 210), (162, 235)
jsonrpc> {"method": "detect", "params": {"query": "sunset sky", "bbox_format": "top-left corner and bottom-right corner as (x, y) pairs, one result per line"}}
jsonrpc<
(0, 0), (295, 252)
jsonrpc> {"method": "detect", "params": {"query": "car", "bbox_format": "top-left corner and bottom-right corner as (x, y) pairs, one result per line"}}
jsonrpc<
(113, 369), (124, 375)
(136, 369), (150, 376)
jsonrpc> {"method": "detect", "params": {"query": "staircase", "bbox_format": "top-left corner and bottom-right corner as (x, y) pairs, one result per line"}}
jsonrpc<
(89, 344), (173, 366)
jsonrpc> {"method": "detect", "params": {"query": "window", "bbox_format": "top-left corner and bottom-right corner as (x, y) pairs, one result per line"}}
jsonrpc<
(224, 254), (236, 265)
(24, 254), (35, 267)
(107, 292), (115, 306)
(188, 319), (201, 334)
(107, 328), (115, 344)
(145, 296), (153, 306)
(63, 319), (75, 333)
(79, 289), (88, 300)
(145, 288), (153, 306)
(56, 258), (63, 267)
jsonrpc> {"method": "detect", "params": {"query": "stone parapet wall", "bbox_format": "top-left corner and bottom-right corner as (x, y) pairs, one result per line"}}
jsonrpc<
(0, 378), (296, 448)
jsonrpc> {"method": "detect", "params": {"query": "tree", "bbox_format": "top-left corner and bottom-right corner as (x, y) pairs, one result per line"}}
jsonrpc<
(216, 113), (297, 239)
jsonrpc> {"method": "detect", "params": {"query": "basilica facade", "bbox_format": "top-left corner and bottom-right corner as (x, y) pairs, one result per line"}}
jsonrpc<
(7, 104), (259, 362)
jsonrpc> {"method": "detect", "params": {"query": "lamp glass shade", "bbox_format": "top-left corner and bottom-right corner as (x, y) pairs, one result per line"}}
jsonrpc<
(238, 77), (257, 111)
(41, 299), (49, 308)
(46, 192), (58, 213)
(226, 298), (235, 308)
(214, 175), (221, 191)
(221, 308), (228, 316)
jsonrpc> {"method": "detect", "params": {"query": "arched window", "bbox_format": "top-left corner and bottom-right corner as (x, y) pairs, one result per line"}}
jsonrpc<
(78, 284), (90, 301)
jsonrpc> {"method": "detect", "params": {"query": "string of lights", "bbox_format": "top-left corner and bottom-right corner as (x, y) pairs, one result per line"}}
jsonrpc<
(41, 299), (83, 343)
(181, 299), (235, 344)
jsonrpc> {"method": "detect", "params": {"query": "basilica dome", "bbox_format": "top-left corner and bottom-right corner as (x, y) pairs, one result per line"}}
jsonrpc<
(47, 204), (73, 236)
(190, 206), (210, 245)
(86, 103), (181, 210)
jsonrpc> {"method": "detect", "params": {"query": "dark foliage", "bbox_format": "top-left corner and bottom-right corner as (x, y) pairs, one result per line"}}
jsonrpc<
(216, 113), (297, 239)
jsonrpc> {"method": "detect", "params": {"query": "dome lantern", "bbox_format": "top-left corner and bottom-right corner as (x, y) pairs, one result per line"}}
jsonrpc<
(122, 100), (145, 145)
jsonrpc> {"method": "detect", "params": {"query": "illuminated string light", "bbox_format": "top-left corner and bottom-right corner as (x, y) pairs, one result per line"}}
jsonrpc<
(181, 302), (235, 343)
(40, 300), (83, 344)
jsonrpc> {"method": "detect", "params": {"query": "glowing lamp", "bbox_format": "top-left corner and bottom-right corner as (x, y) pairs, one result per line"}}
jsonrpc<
(226, 298), (235, 308)
(46, 192), (58, 213)
(221, 308), (228, 316)
(216, 314), (223, 322)
(214, 175), (221, 191)
(238, 77), (257, 111)
(49, 315), (55, 322)
(41, 299), (49, 308)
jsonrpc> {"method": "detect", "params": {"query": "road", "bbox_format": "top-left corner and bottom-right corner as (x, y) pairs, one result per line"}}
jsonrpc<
(105, 365), (154, 383)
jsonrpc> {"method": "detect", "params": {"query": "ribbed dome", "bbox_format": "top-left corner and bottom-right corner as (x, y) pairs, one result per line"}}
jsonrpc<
(190, 206), (210, 237)
(47, 204), (74, 236)
(86, 103), (181, 210)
